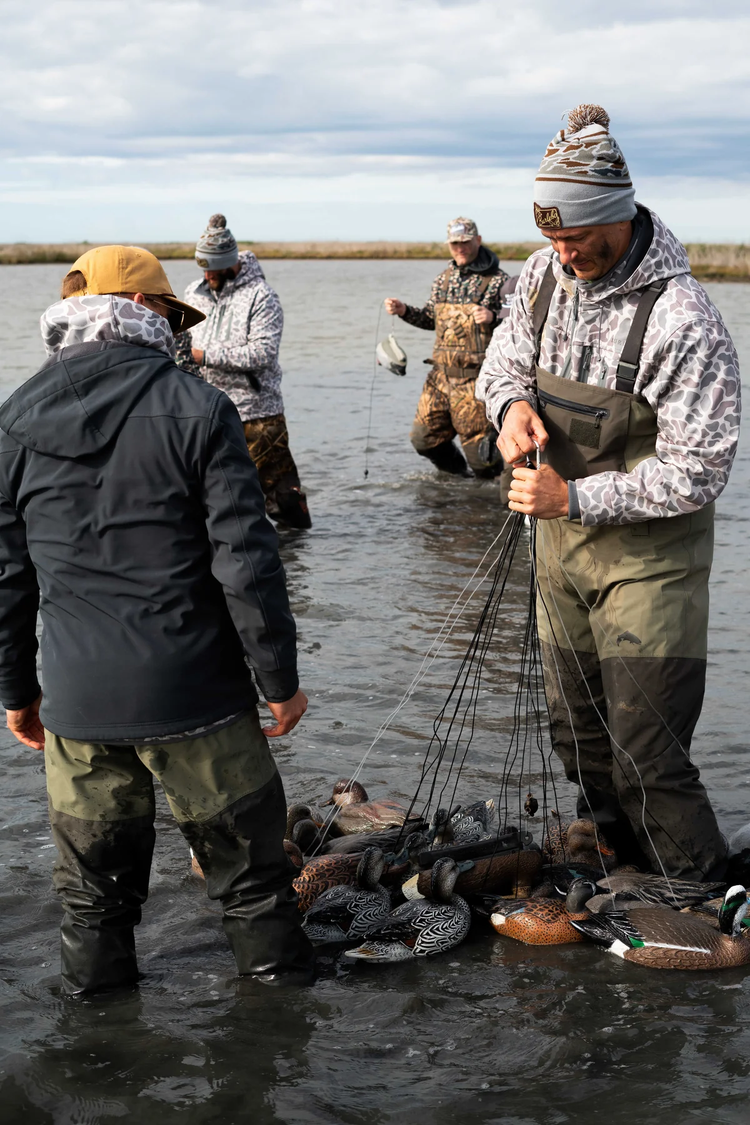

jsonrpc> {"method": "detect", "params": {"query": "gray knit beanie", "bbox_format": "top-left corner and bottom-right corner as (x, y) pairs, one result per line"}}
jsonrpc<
(195, 213), (239, 270)
(533, 105), (636, 230)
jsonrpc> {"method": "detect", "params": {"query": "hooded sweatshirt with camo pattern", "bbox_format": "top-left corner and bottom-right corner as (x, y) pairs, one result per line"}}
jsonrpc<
(476, 207), (741, 526)
(176, 251), (284, 421)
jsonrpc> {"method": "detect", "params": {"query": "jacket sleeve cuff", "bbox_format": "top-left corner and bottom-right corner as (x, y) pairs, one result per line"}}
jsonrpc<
(567, 481), (581, 522)
(1, 678), (41, 712)
(498, 397), (528, 428)
(254, 667), (299, 703)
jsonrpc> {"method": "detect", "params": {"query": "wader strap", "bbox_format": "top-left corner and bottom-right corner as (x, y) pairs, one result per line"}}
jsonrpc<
(532, 262), (556, 358)
(615, 279), (669, 393)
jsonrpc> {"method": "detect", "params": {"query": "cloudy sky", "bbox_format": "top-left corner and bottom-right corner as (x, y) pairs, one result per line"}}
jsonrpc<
(1, 0), (748, 243)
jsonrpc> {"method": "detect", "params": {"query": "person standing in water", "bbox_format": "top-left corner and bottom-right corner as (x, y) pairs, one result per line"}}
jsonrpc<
(176, 213), (312, 529)
(385, 217), (516, 477)
(477, 104), (741, 880)
(0, 246), (314, 993)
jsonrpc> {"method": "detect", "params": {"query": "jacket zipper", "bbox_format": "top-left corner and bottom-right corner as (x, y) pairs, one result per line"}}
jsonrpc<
(538, 388), (609, 421)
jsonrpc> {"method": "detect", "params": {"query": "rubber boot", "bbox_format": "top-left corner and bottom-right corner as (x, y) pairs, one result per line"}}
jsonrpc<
(181, 772), (315, 985)
(274, 473), (312, 530)
(49, 807), (155, 996)
(419, 439), (474, 478)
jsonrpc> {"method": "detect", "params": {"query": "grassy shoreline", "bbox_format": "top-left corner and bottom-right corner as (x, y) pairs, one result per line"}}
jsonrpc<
(0, 240), (748, 281)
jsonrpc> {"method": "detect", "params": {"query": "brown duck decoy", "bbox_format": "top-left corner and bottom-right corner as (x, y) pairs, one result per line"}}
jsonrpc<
(571, 885), (750, 969)
(489, 879), (595, 945)
(543, 818), (618, 871)
(323, 779), (410, 834)
(404, 846), (542, 901)
(293, 851), (363, 912)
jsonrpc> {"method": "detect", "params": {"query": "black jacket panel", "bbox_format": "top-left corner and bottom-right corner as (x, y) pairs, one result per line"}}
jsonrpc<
(0, 341), (298, 739)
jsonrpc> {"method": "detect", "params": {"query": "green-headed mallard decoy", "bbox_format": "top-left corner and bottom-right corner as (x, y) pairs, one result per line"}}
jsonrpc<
(345, 857), (471, 962)
(302, 847), (391, 943)
(570, 884), (750, 969)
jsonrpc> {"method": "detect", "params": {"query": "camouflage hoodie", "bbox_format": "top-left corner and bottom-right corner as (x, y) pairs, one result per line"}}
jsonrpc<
(476, 208), (741, 525)
(177, 251), (284, 421)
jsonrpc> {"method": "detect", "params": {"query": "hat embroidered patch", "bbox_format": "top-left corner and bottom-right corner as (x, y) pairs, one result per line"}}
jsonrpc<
(534, 203), (563, 229)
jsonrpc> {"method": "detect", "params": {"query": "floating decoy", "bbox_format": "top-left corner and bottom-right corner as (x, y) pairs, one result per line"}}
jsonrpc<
(309, 820), (428, 856)
(570, 885), (750, 969)
(302, 848), (391, 943)
(489, 879), (594, 945)
(543, 818), (618, 871)
(569, 872), (726, 914)
(293, 851), (363, 912)
(323, 779), (410, 834)
(345, 858), (471, 962)
(403, 846), (542, 901)
(448, 799), (498, 843)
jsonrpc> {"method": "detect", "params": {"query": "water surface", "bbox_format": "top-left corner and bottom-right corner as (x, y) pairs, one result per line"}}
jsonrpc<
(0, 260), (748, 1123)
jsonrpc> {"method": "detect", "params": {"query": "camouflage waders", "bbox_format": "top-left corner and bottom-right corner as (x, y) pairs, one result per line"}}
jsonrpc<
(45, 712), (314, 994)
(533, 264), (725, 880)
(411, 272), (502, 478)
(243, 414), (311, 529)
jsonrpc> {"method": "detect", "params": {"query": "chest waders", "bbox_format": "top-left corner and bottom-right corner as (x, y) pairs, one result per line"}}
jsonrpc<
(533, 262), (725, 880)
(410, 271), (500, 477)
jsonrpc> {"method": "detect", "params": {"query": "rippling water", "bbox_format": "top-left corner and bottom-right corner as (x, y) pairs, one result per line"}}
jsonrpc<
(0, 260), (748, 1124)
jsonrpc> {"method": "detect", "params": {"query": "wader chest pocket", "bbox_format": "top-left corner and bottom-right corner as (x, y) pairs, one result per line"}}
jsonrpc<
(538, 389), (609, 450)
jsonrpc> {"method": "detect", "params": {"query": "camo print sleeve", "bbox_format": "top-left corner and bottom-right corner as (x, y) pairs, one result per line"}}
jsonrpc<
(401, 276), (438, 331)
(203, 286), (283, 374)
(174, 329), (201, 376)
(576, 317), (741, 525)
(476, 253), (549, 422)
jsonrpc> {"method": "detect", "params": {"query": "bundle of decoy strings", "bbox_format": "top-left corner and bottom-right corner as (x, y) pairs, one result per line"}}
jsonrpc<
(394, 511), (566, 890)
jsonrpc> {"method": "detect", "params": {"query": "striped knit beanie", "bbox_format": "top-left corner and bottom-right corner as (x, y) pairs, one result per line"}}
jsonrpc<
(195, 213), (239, 270)
(533, 105), (636, 230)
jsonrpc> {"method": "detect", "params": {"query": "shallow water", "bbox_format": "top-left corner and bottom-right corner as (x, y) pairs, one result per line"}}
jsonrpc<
(0, 260), (748, 1123)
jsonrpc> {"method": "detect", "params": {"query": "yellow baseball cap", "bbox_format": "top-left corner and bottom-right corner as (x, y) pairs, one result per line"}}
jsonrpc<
(64, 245), (205, 332)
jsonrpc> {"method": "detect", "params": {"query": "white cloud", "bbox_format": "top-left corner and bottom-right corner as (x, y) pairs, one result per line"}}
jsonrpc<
(0, 0), (747, 240)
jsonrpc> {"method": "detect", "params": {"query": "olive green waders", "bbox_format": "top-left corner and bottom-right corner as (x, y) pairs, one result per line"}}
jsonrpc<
(44, 712), (314, 995)
(410, 272), (501, 478)
(532, 265), (725, 880)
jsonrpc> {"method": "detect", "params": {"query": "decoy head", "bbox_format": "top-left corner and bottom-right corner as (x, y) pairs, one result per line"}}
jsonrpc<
(565, 877), (598, 913)
(290, 817), (321, 852)
(357, 846), (385, 890)
(286, 803), (317, 839)
(719, 884), (749, 937)
(430, 857), (460, 902)
(324, 778), (369, 807)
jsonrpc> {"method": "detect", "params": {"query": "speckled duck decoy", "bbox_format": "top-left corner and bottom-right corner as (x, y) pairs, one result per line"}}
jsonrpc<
(570, 872), (726, 914)
(323, 779), (410, 834)
(570, 885), (750, 969)
(302, 847), (391, 943)
(345, 857), (471, 962)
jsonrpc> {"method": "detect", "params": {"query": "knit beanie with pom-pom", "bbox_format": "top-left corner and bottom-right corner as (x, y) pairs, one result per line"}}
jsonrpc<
(533, 105), (636, 230)
(194, 213), (239, 270)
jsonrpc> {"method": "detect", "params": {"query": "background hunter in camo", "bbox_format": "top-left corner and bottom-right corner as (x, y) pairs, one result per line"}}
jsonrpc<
(400, 260), (510, 333)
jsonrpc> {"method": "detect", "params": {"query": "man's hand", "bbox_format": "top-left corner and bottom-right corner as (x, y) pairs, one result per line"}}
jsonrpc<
(498, 400), (549, 465)
(6, 693), (45, 751)
(508, 464), (569, 520)
(472, 306), (494, 325)
(262, 688), (308, 738)
(191, 348), (204, 364)
(384, 299), (406, 316)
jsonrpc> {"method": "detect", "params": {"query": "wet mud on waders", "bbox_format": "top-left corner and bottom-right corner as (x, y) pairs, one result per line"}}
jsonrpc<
(532, 262), (726, 881)
(410, 269), (502, 478)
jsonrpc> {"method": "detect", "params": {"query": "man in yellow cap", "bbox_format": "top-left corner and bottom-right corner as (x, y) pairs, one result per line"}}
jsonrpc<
(0, 245), (314, 994)
(385, 217), (515, 477)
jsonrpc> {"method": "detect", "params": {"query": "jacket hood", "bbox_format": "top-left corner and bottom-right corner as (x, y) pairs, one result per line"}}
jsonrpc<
(41, 294), (176, 359)
(459, 244), (499, 276)
(0, 340), (174, 459)
(552, 206), (691, 302)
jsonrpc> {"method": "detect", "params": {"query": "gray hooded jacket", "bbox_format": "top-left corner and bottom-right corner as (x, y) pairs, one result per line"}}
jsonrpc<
(476, 208), (741, 525)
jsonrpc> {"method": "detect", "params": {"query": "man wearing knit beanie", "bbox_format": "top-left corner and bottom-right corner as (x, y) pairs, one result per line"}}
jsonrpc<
(477, 105), (741, 882)
(176, 214), (311, 529)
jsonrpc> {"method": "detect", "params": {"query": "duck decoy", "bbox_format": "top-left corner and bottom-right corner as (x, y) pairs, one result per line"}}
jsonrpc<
(403, 845), (542, 901)
(489, 879), (594, 945)
(344, 858), (471, 962)
(571, 872), (726, 914)
(308, 820), (428, 857)
(543, 818), (618, 871)
(448, 799), (497, 843)
(570, 884), (750, 969)
(302, 847), (391, 944)
(293, 851), (364, 912)
(322, 779), (410, 834)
